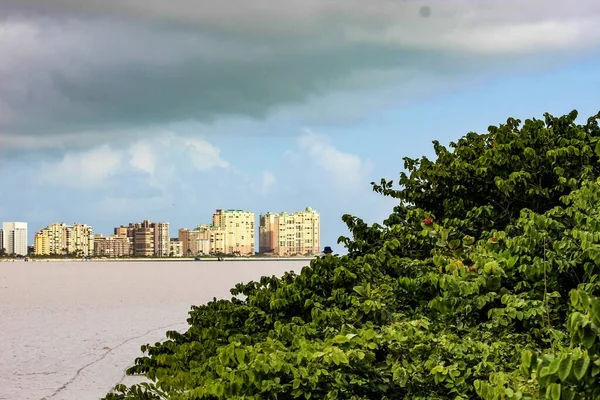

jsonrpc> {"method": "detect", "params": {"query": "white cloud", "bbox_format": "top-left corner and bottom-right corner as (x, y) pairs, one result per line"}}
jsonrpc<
(297, 130), (372, 191)
(127, 133), (229, 175)
(436, 19), (600, 54)
(261, 170), (277, 196)
(176, 136), (229, 171)
(129, 141), (155, 174)
(38, 145), (121, 188)
(35, 133), (228, 190)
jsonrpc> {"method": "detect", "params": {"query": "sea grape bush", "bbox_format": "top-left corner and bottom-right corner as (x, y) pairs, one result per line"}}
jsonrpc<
(104, 110), (600, 399)
(341, 110), (600, 258)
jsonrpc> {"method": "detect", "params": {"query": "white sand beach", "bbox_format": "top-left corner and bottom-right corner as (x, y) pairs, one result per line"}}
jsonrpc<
(0, 260), (309, 400)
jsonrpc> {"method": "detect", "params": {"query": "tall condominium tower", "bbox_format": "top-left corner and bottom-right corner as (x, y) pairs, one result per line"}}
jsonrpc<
(1, 222), (28, 256)
(212, 209), (255, 256)
(34, 223), (94, 256)
(124, 220), (170, 257)
(259, 207), (320, 256)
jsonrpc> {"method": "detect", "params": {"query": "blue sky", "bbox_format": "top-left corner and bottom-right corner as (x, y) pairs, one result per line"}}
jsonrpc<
(1, 1), (600, 253)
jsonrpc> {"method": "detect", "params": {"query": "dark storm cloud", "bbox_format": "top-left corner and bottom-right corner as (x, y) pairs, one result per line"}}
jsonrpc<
(1, 0), (600, 144)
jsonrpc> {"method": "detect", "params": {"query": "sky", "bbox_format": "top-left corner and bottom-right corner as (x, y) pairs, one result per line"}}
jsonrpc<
(1, 0), (600, 253)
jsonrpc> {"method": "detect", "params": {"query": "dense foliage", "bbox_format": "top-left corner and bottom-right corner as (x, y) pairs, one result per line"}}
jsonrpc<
(105, 110), (600, 399)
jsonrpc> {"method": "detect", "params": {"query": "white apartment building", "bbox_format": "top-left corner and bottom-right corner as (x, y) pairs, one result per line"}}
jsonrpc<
(1, 222), (28, 256)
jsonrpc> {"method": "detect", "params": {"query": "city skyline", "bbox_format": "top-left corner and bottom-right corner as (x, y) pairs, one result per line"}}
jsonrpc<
(1, 1), (600, 254)
(1, 206), (323, 257)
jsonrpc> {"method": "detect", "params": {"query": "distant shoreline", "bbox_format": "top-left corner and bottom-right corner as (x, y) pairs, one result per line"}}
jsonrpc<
(0, 257), (316, 262)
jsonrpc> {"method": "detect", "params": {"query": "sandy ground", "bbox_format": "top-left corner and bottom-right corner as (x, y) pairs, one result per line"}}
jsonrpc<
(0, 260), (309, 400)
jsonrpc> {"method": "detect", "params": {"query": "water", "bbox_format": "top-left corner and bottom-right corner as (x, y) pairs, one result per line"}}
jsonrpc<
(0, 260), (309, 400)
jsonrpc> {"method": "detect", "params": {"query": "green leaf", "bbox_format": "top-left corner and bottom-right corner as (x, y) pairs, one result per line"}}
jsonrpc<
(522, 350), (533, 369)
(558, 355), (573, 381)
(562, 388), (576, 400)
(235, 348), (245, 364)
(590, 299), (600, 326)
(582, 328), (596, 349)
(548, 358), (561, 375)
(331, 335), (349, 344)
(448, 239), (461, 249)
(573, 356), (590, 380)
(548, 383), (561, 400)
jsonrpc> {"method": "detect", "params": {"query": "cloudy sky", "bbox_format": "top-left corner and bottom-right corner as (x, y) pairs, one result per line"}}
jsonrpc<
(1, 0), (600, 252)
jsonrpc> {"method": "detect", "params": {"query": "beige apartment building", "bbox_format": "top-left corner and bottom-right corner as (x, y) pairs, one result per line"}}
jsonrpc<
(120, 220), (170, 257)
(34, 222), (94, 256)
(131, 220), (153, 256)
(33, 223), (63, 256)
(114, 225), (134, 254)
(197, 224), (225, 254)
(33, 231), (49, 255)
(114, 226), (130, 238)
(94, 234), (132, 257)
(72, 223), (94, 256)
(178, 225), (224, 256)
(169, 238), (183, 257)
(259, 207), (320, 256)
(178, 228), (199, 256)
(213, 209), (255, 256)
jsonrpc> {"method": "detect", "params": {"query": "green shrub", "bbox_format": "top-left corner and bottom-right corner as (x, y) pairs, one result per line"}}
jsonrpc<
(104, 110), (600, 399)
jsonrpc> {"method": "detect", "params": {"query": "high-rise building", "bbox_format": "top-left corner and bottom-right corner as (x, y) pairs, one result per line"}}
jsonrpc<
(34, 230), (49, 256)
(123, 220), (170, 257)
(153, 222), (170, 257)
(132, 220), (154, 256)
(197, 224), (225, 255)
(114, 226), (129, 238)
(259, 213), (277, 254)
(178, 228), (199, 256)
(1, 222), (28, 256)
(169, 238), (183, 257)
(94, 234), (132, 257)
(72, 223), (94, 256)
(34, 222), (94, 256)
(178, 225), (224, 256)
(34, 223), (63, 255)
(212, 209), (255, 256)
(114, 226), (134, 254)
(259, 207), (320, 256)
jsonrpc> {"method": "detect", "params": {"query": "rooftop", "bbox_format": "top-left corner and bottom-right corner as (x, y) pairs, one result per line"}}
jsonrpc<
(259, 207), (319, 217)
